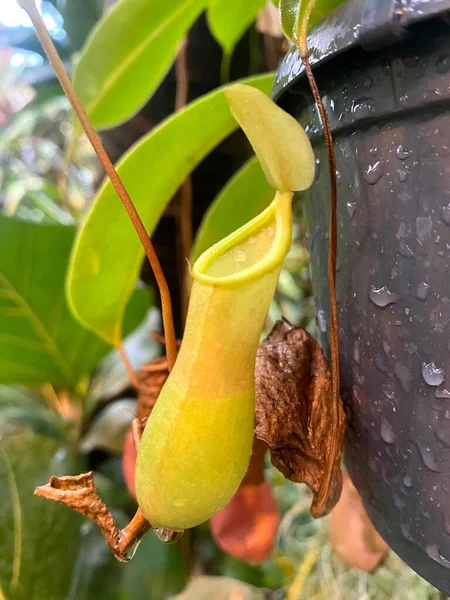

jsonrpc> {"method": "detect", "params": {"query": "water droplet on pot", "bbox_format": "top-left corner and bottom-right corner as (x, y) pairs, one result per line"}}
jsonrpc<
(346, 200), (357, 219)
(422, 362), (445, 386)
(402, 473), (413, 488)
(363, 77), (373, 90)
(425, 543), (450, 568)
(397, 168), (408, 182)
(441, 204), (450, 226)
(436, 426), (450, 448)
(436, 55), (450, 74)
(369, 285), (400, 308)
(382, 383), (395, 399)
(353, 340), (360, 365)
(381, 419), (396, 444)
(396, 145), (412, 160)
(395, 362), (413, 393)
(435, 388), (450, 399)
(416, 216), (433, 241)
(416, 281), (430, 301)
(317, 309), (327, 332)
(417, 444), (441, 472)
(364, 161), (384, 185)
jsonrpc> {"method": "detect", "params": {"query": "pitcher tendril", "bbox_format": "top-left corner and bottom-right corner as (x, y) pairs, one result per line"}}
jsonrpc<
(19, 0), (177, 371)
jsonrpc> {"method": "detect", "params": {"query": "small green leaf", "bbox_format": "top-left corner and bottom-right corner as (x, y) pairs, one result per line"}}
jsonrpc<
(192, 157), (273, 261)
(0, 423), (83, 600)
(74, 0), (206, 129)
(68, 74), (273, 344)
(207, 0), (266, 55)
(224, 84), (315, 192)
(279, 0), (346, 42)
(0, 216), (146, 387)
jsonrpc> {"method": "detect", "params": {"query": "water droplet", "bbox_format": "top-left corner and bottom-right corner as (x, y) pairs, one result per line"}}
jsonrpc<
(422, 362), (445, 387)
(435, 388), (450, 399)
(346, 200), (357, 219)
(397, 168), (408, 182)
(363, 77), (373, 90)
(381, 419), (396, 444)
(369, 285), (400, 308)
(233, 248), (247, 263)
(402, 56), (420, 69)
(436, 426), (450, 448)
(426, 543), (450, 568)
(375, 355), (388, 373)
(353, 340), (360, 365)
(441, 204), (450, 226)
(364, 160), (384, 185)
(382, 384), (395, 399)
(416, 281), (430, 301)
(396, 145), (412, 160)
(395, 362), (413, 393)
(402, 473), (413, 488)
(436, 55), (450, 74)
(370, 147), (378, 157)
(416, 216), (433, 241)
(153, 528), (184, 544)
(317, 309), (327, 332)
(417, 444), (441, 472)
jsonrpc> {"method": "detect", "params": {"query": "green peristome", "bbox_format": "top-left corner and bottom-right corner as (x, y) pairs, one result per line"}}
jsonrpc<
(135, 192), (292, 530)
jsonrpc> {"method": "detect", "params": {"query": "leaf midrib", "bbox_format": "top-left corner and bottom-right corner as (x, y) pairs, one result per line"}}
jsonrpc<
(0, 273), (75, 386)
(84, 0), (203, 120)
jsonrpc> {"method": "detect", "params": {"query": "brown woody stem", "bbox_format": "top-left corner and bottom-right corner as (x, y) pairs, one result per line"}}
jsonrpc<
(21, 0), (177, 371)
(297, 0), (341, 505)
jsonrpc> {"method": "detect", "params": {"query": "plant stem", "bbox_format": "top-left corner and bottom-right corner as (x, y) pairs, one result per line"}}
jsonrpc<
(22, 0), (177, 371)
(297, 0), (341, 502)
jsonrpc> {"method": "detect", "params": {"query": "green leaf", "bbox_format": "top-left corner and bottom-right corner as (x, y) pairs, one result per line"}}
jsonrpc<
(0, 386), (65, 440)
(0, 424), (83, 600)
(279, 0), (346, 42)
(192, 157), (273, 261)
(207, 0), (266, 55)
(0, 216), (147, 387)
(68, 73), (273, 344)
(73, 0), (206, 129)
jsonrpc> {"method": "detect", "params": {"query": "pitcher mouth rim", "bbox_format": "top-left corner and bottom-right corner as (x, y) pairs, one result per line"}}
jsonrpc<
(192, 191), (292, 289)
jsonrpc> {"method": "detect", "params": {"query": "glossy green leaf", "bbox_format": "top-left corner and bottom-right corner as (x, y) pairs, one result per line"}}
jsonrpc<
(207, 0), (266, 55)
(73, 0), (206, 129)
(192, 157), (273, 261)
(0, 422), (82, 600)
(279, 0), (346, 42)
(0, 216), (147, 387)
(68, 73), (273, 344)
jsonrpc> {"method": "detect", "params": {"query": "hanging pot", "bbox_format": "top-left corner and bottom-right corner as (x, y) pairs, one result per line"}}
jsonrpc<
(273, 0), (450, 593)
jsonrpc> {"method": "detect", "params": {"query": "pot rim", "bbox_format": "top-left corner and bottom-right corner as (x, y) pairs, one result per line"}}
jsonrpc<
(272, 0), (450, 101)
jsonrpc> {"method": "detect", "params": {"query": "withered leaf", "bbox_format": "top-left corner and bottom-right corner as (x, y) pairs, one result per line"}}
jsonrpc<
(210, 438), (280, 563)
(255, 319), (346, 517)
(329, 472), (389, 572)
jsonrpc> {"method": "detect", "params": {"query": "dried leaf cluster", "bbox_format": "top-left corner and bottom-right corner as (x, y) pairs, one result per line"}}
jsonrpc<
(255, 319), (345, 517)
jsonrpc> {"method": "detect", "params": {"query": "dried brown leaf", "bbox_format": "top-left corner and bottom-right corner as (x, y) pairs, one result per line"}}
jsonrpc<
(329, 472), (389, 572)
(34, 472), (151, 560)
(255, 319), (345, 517)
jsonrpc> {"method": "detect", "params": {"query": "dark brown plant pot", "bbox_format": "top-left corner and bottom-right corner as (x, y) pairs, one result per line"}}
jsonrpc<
(274, 0), (450, 593)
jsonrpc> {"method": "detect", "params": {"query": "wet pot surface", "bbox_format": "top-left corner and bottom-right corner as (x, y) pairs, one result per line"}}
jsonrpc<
(277, 11), (450, 595)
